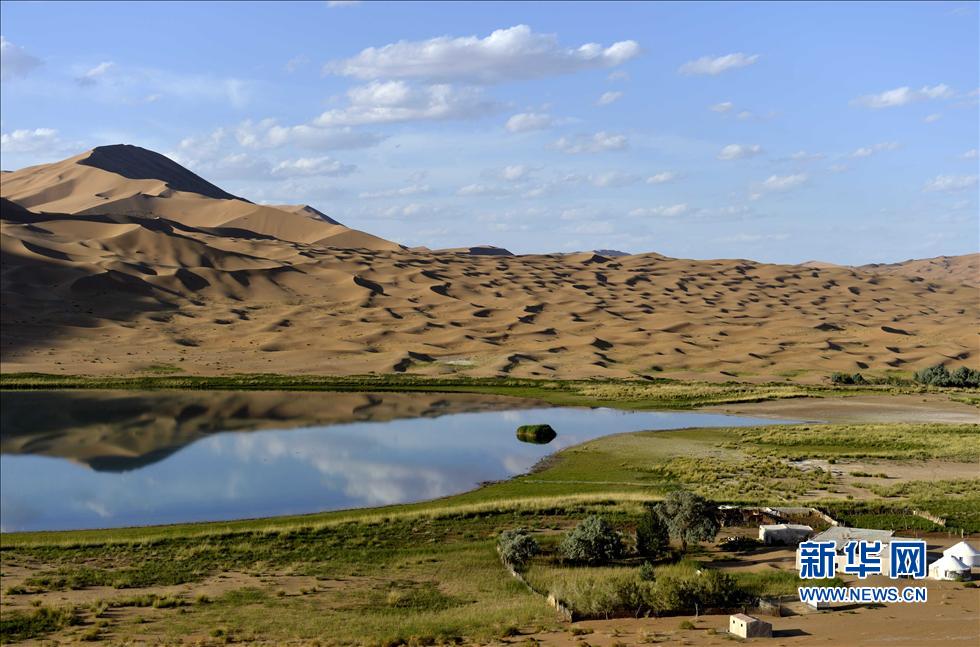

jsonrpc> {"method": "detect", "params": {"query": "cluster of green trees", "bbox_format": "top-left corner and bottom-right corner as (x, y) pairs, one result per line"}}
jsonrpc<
(830, 363), (980, 387)
(497, 491), (720, 571)
(914, 364), (980, 388)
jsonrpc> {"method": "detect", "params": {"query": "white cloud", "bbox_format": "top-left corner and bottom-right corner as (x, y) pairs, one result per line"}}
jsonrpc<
(359, 185), (431, 199)
(607, 70), (630, 82)
(853, 84), (954, 108)
(718, 232), (789, 243)
(554, 131), (628, 154)
(456, 183), (512, 197)
(589, 170), (640, 188)
(717, 143), (762, 160)
(710, 101), (733, 112)
(679, 53), (759, 76)
(788, 150), (824, 161)
(314, 81), (497, 126)
(850, 141), (899, 158)
(597, 90), (623, 106)
(327, 0), (361, 6)
(505, 112), (553, 133)
(923, 113), (942, 123)
(923, 174), (978, 192)
(629, 204), (689, 217)
(284, 55), (309, 73)
(324, 25), (639, 84)
(961, 149), (978, 160)
(646, 171), (677, 184)
(498, 164), (534, 181)
(0, 36), (42, 81)
(758, 173), (808, 192)
(76, 61), (114, 86)
(235, 119), (383, 150)
(0, 127), (59, 153)
(271, 156), (356, 177)
(736, 110), (753, 120)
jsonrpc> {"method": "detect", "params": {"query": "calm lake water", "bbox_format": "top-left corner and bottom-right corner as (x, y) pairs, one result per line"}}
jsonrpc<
(0, 390), (778, 532)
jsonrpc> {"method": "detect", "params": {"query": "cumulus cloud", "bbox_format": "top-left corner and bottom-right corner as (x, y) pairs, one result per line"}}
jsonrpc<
(271, 156), (356, 177)
(788, 150), (825, 162)
(76, 61), (114, 87)
(679, 53), (759, 76)
(717, 143), (762, 160)
(597, 90), (623, 106)
(646, 171), (677, 184)
(923, 113), (942, 123)
(0, 127), (59, 153)
(236, 118), (383, 150)
(961, 149), (978, 160)
(853, 84), (954, 108)
(710, 101), (733, 112)
(326, 0), (361, 6)
(758, 173), (807, 192)
(505, 112), (553, 133)
(923, 174), (978, 192)
(629, 204), (689, 217)
(359, 184), (431, 199)
(497, 164), (534, 181)
(554, 131), (628, 154)
(314, 81), (497, 126)
(0, 36), (42, 81)
(324, 25), (639, 84)
(850, 141), (899, 158)
(456, 183), (513, 197)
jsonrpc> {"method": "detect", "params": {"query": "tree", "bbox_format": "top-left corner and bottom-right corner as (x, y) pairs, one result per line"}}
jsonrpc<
(497, 528), (539, 571)
(655, 491), (720, 552)
(559, 515), (623, 565)
(635, 505), (670, 558)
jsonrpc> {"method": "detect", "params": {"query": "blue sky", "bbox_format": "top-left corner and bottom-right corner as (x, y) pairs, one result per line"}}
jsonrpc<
(1, 1), (977, 263)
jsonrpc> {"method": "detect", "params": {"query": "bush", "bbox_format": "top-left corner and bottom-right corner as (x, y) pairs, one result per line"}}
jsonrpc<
(498, 528), (540, 571)
(636, 505), (670, 559)
(656, 491), (720, 552)
(515, 424), (557, 444)
(915, 364), (980, 388)
(638, 562), (656, 582)
(830, 372), (866, 385)
(559, 515), (623, 565)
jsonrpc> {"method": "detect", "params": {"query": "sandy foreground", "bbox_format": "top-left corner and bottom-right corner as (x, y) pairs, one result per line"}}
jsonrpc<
(2, 145), (978, 382)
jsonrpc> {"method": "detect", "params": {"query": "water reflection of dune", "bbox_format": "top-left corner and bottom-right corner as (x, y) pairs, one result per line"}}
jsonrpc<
(0, 390), (541, 472)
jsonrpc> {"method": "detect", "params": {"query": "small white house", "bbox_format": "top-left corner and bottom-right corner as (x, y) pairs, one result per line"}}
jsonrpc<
(928, 554), (970, 581)
(759, 523), (813, 545)
(730, 613), (772, 639)
(943, 541), (979, 568)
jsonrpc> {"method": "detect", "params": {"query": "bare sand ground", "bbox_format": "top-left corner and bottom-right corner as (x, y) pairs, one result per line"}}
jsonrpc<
(2, 146), (978, 383)
(703, 394), (980, 424)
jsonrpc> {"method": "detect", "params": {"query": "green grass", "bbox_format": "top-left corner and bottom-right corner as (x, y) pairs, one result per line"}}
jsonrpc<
(0, 605), (82, 643)
(0, 371), (937, 411)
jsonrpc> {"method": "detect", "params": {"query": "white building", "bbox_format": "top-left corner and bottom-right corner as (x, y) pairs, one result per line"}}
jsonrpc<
(759, 523), (813, 545)
(796, 527), (902, 573)
(943, 541), (979, 568)
(928, 554), (971, 581)
(729, 613), (772, 639)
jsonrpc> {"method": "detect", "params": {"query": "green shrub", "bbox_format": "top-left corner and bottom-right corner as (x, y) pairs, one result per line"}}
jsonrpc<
(638, 562), (656, 582)
(656, 491), (720, 552)
(0, 606), (81, 642)
(559, 515), (623, 565)
(635, 505), (670, 559)
(830, 372), (867, 385)
(498, 528), (540, 571)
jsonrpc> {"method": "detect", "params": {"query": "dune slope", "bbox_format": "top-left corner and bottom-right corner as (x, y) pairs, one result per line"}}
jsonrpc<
(1, 147), (976, 382)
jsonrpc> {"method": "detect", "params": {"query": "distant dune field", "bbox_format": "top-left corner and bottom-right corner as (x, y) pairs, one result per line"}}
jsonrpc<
(1, 145), (977, 382)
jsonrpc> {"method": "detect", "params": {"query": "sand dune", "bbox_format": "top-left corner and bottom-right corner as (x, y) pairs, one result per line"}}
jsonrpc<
(1, 147), (977, 382)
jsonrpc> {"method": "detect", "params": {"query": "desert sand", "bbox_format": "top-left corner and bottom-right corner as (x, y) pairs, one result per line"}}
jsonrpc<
(2, 145), (977, 382)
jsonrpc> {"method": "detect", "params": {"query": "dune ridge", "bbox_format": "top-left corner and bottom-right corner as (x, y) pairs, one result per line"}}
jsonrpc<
(1, 147), (976, 382)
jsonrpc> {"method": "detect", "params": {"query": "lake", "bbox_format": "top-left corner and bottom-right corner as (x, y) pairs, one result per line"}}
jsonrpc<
(0, 390), (779, 532)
